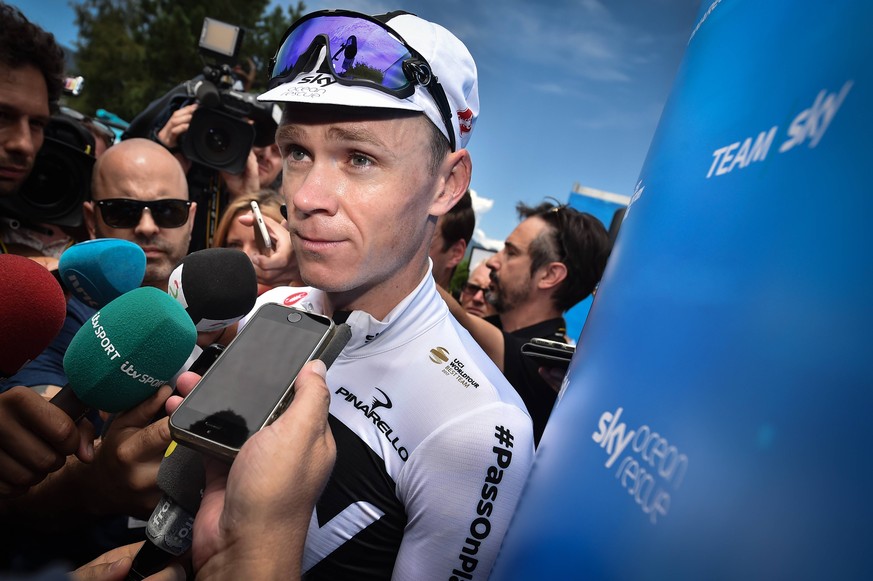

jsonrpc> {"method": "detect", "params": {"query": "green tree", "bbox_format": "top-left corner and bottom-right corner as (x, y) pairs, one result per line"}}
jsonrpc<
(70, 0), (304, 120)
(449, 256), (471, 298)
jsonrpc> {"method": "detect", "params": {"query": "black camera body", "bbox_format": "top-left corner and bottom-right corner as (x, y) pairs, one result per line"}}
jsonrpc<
(178, 69), (278, 174)
(123, 17), (278, 175)
(0, 113), (96, 227)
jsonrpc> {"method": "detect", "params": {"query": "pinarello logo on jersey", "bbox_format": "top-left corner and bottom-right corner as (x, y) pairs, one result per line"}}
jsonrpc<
(335, 385), (408, 461)
(457, 108), (474, 136)
(371, 387), (393, 411)
(283, 291), (309, 306)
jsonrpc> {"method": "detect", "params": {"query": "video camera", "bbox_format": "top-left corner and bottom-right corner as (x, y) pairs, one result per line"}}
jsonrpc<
(0, 108), (96, 227)
(126, 17), (279, 175)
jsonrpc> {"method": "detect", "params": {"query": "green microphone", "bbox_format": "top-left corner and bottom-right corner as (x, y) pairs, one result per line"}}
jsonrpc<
(52, 287), (197, 418)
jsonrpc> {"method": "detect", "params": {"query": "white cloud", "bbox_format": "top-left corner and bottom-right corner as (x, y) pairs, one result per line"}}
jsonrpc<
(469, 188), (494, 215)
(468, 189), (502, 250)
(472, 227), (504, 251)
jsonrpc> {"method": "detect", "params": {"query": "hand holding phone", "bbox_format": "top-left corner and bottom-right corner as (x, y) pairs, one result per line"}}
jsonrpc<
(169, 304), (347, 461)
(250, 201), (273, 255)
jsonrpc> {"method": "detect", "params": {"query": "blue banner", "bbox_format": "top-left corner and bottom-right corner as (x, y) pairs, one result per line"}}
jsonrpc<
(491, 1), (873, 579)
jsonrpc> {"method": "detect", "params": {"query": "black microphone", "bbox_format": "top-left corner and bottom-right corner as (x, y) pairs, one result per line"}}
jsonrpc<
(191, 79), (220, 109)
(167, 247), (258, 332)
(127, 442), (205, 580)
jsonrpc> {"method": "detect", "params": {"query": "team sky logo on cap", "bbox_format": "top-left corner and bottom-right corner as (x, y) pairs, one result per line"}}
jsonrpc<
(428, 347), (480, 389)
(277, 80), (329, 100)
(298, 73), (337, 87)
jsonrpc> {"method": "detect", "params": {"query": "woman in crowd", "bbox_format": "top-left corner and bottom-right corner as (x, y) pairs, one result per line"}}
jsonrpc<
(212, 189), (302, 295)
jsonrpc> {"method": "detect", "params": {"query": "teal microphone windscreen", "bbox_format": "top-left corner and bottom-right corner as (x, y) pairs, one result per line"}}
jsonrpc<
(0, 254), (67, 378)
(59, 238), (146, 308)
(62, 286), (197, 413)
(168, 247), (258, 331)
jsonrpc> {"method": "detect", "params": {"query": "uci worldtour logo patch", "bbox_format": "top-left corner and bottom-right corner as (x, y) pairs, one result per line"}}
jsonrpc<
(429, 347), (480, 389)
(429, 347), (450, 364)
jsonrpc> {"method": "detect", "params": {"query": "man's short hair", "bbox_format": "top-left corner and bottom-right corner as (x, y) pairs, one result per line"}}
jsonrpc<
(517, 201), (612, 312)
(425, 115), (452, 175)
(0, 3), (65, 112)
(439, 189), (474, 251)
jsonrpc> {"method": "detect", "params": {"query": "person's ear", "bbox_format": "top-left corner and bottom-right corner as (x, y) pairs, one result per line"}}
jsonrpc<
(537, 261), (568, 291)
(430, 149), (471, 217)
(82, 201), (97, 239)
(186, 201), (197, 236)
(447, 238), (467, 270)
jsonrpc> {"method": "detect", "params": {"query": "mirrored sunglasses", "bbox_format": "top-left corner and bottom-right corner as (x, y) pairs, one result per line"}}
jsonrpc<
(268, 9), (456, 150)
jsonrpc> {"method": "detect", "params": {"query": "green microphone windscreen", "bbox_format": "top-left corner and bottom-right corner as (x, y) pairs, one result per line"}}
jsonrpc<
(63, 286), (197, 412)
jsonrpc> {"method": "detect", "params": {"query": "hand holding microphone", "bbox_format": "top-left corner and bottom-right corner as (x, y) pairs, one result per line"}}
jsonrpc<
(71, 363), (332, 581)
(0, 386), (95, 498)
(51, 286), (197, 420)
(0, 254), (67, 379)
(0, 254), (88, 498)
(2, 287), (197, 519)
(49, 286), (197, 517)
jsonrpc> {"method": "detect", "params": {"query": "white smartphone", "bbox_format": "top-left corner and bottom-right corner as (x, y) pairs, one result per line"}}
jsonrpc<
(170, 304), (335, 461)
(250, 200), (272, 253)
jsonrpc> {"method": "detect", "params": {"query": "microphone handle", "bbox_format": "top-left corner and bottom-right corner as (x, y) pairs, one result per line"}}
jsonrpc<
(49, 385), (89, 422)
(126, 492), (196, 580)
(126, 539), (186, 581)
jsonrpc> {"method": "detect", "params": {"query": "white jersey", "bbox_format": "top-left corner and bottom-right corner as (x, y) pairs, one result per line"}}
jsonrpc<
(249, 274), (535, 580)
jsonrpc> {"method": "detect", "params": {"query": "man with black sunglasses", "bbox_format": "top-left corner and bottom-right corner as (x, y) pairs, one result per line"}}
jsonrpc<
(176, 8), (536, 581)
(82, 138), (195, 291)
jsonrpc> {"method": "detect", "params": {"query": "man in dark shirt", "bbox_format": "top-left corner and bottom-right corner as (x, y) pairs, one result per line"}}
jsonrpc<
(442, 201), (612, 444)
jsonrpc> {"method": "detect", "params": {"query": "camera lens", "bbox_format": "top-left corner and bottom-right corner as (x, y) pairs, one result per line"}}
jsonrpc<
(205, 127), (231, 154)
(287, 312), (302, 323)
(3, 134), (94, 227)
(180, 108), (255, 174)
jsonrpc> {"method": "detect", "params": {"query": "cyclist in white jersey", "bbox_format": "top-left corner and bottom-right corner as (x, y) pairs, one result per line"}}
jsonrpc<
(245, 8), (536, 580)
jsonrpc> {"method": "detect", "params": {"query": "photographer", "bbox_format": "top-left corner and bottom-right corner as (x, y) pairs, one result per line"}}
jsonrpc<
(126, 64), (281, 253)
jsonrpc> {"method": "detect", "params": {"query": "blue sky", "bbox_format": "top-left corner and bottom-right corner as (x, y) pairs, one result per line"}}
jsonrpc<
(17, 0), (701, 248)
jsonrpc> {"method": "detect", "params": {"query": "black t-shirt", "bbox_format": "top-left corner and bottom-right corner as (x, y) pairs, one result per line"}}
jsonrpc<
(486, 315), (567, 446)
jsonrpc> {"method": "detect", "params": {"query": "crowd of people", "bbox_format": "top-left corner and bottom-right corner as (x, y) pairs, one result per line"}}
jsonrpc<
(0, 2), (612, 579)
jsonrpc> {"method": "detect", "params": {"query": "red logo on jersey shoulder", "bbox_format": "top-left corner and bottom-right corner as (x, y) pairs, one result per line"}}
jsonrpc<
(283, 291), (309, 306)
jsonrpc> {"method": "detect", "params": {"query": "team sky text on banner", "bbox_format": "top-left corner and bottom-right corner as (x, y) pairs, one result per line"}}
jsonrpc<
(491, 1), (873, 579)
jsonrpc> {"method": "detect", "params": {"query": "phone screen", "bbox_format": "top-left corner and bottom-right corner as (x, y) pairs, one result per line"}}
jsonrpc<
(171, 305), (331, 449)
